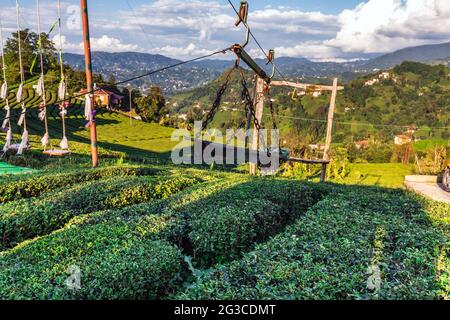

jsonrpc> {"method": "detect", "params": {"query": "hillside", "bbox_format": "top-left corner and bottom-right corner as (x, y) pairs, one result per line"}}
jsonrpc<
(361, 42), (450, 70)
(168, 61), (450, 147)
(64, 52), (228, 94)
(62, 42), (450, 95)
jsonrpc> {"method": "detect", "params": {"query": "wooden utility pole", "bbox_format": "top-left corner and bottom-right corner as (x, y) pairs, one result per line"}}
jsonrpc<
(323, 78), (338, 162)
(249, 76), (265, 175)
(80, 0), (99, 167)
(127, 84), (133, 127)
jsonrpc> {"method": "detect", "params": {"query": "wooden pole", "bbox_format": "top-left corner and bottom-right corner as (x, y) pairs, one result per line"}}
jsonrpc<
(245, 76), (257, 149)
(249, 76), (265, 175)
(80, 0), (99, 167)
(128, 86), (132, 127)
(323, 78), (338, 162)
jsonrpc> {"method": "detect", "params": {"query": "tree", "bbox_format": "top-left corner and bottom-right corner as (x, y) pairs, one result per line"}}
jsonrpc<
(107, 74), (116, 85)
(3, 29), (56, 83)
(135, 87), (167, 123)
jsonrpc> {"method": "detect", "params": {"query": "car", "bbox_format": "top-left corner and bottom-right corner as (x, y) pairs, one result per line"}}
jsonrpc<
(443, 158), (450, 192)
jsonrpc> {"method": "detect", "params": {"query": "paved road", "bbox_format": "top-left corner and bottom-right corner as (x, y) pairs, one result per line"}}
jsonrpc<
(404, 181), (450, 204)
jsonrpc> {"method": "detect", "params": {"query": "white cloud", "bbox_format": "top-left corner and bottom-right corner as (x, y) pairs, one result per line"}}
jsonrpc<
(3, 0), (450, 61)
(271, 42), (342, 60)
(52, 35), (139, 53)
(152, 43), (227, 59)
(328, 0), (450, 53)
(91, 35), (139, 52)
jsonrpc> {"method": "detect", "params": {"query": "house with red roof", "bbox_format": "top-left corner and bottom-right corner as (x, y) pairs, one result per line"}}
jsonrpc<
(77, 88), (124, 108)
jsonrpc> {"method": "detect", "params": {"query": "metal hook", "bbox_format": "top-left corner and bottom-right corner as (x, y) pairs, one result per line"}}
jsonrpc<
(235, 1), (250, 48)
(267, 49), (275, 79)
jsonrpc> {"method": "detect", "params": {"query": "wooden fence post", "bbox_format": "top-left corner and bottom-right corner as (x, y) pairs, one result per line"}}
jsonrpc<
(323, 78), (338, 161)
(249, 76), (265, 175)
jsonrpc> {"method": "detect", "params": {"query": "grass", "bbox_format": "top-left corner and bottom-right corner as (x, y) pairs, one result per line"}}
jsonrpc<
(340, 163), (415, 188)
(414, 139), (449, 152)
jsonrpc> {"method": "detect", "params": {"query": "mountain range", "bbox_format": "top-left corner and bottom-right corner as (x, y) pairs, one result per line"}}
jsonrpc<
(63, 42), (450, 94)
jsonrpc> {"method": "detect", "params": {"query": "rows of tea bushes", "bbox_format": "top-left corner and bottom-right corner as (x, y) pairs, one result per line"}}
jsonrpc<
(0, 172), (448, 300)
(0, 217), (183, 300)
(0, 166), (161, 204)
(0, 174), (201, 250)
(179, 187), (450, 300)
(0, 177), (331, 299)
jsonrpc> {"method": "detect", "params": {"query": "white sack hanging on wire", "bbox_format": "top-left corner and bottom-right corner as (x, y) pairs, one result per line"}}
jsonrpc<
(16, 83), (23, 102)
(17, 105), (26, 127)
(3, 128), (12, 152)
(17, 130), (28, 155)
(41, 132), (49, 147)
(84, 94), (92, 121)
(60, 136), (68, 150)
(58, 79), (66, 101)
(59, 106), (67, 118)
(2, 104), (10, 129)
(38, 103), (46, 121)
(36, 75), (45, 97)
(0, 82), (7, 100)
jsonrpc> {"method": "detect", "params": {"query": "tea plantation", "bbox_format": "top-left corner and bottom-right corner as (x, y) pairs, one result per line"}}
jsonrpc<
(0, 104), (448, 300)
(0, 162), (448, 300)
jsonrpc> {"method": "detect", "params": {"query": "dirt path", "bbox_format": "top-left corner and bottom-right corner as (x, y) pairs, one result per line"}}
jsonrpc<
(404, 176), (450, 204)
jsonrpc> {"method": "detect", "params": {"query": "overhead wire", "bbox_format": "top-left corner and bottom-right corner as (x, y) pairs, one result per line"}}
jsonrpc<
(0, 47), (232, 122)
(226, 0), (291, 83)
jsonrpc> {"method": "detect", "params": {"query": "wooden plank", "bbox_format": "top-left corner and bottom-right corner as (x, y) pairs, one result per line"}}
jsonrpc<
(288, 157), (330, 165)
(323, 78), (338, 162)
(271, 80), (344, 91)
(249, 76), (265, 175)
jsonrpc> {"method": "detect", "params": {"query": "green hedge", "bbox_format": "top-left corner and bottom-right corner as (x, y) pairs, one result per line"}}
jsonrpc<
(179, 188), (449, 300)
(0, 166), (161, 204)
(185, 179), (329, 265)
(0, 175), (200, 250)
(0, 216), (183, 300)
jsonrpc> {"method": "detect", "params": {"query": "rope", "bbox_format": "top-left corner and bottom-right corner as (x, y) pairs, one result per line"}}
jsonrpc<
(36, 0), (50, 148)
(15, 0), (28, 155)
(0, 14), (13, 154)
(57, 0), (68, 150)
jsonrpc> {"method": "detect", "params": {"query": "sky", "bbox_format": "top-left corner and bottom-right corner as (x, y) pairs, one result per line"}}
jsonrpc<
(1, 0), (450, 62)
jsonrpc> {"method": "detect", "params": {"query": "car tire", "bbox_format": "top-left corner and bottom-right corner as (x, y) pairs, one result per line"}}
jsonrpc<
(443, 168), (450, 192)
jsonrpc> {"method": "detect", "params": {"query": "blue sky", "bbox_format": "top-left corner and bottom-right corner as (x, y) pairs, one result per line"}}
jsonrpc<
(2, 0), (450, 61)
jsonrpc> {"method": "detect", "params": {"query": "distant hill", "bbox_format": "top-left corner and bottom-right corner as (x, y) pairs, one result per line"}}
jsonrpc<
(63, 52), (228, 94)
(169, 61), (450, 145)
(64, 52), (363, 93)
(361, 42), (450, 70)
(63, 42), (450, 94)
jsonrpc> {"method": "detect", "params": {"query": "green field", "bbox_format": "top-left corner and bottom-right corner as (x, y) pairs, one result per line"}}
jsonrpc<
(342, 163), (415, 188)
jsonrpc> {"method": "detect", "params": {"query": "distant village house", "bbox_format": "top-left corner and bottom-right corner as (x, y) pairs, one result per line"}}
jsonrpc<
(394, 135), (412, 146)
(355, 140), (370, 150)
(309, 144), (326, 151)
(77, 88), (124, 108)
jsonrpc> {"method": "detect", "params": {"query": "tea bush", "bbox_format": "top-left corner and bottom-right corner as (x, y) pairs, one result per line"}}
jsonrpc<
(0, 175), (200, 250)
(0, 216), (183, 300)
(0, 166), (161, 204)
(186, 180), (329, 265)
(180, 188), (449, 300)
(0, 168), (448, 300)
